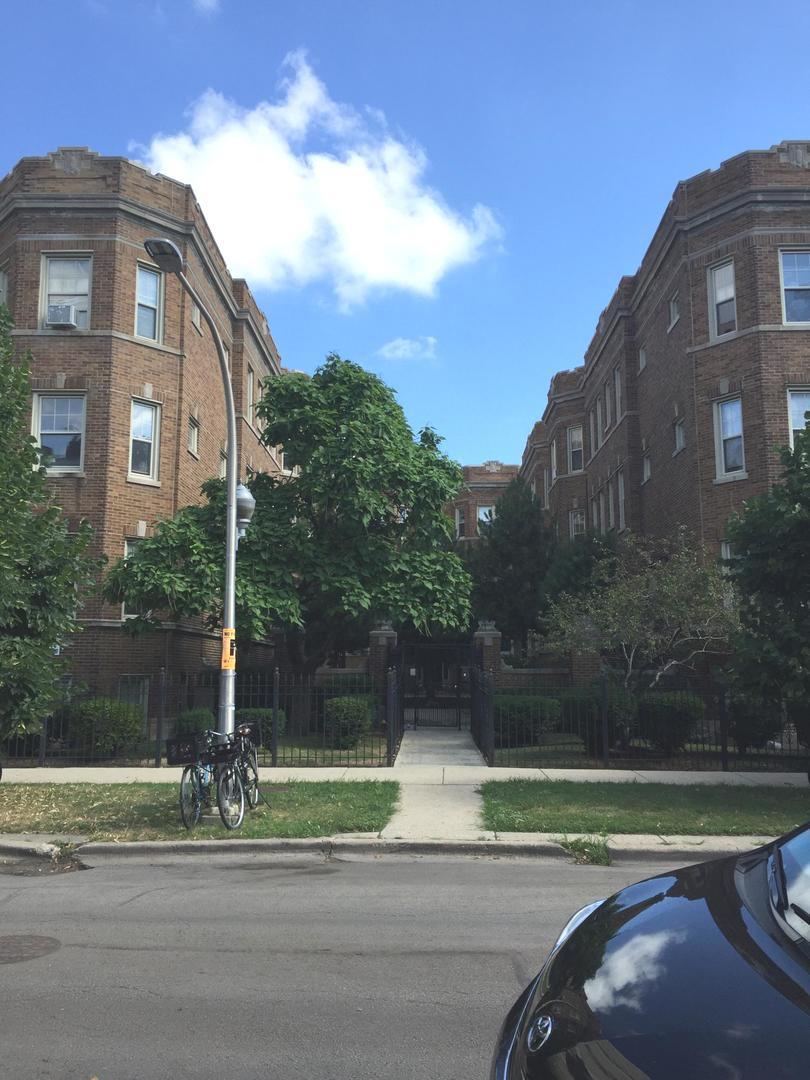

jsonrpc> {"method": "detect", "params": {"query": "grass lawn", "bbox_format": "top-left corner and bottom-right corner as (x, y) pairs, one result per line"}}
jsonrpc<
(480, 779), (810, 836)
(0, 781), (399, 842)
(261, 735), (388, 768)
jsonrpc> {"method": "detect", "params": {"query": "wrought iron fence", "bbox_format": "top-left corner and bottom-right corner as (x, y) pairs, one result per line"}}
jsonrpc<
(2, 668), (402, 769)
(469, 674), (810, 772)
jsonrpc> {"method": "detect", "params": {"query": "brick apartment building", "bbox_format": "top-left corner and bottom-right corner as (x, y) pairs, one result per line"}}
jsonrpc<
(520, 140), (810, 556)
(0, 147), (284, 707)
(448, 461), (519, 541)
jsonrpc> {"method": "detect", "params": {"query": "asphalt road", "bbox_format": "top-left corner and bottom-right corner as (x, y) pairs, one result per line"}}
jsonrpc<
(1, 851), (665, 1080)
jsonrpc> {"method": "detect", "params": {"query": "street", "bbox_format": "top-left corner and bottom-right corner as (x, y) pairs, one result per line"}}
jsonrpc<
(0, 851), (665, 1079)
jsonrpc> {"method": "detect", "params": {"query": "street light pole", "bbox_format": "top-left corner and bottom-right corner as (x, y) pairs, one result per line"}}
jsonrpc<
(144, 237), (253, 735)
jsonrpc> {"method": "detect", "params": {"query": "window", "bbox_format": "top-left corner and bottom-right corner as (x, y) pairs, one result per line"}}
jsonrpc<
(638, 346), (647, 372)
(789, 389), (810, 447)
(219, 449), (228, 479)
(591, 497), (598, 531)
(618, 468), (626, 530)
(567, 425), (583, 473)
(122, 540), (141, 619)
(596, 398), (603, 445)
(607, 478), (615, 530)
(530, 478), (536, 499)
(713, 397), (745, 479)
(674, 417), (686, 453)
(710, 261), (736, 337)
(477, 505), (495, 534)
(455, 507), (466, 539)
(33, 394), (86, 471)
(550, 439), (557, 483)
(598, 490), (606, 534)
(224, 345), (230, 371)
(604, 382), (612, 430)
(118, 674), (149, 729)
(136, 265), (161, 340)
(569, 508), (586, 539)
(781, 251), (810, 323)
(129, 400), (159, 480)
(187, 415), (200, 456)
(43, 256), (90, 328)
(246, 366), (255, 424)
(614, 367), (622, 419)
(720, 541), (735, 563)
(191, 303), (202, 332)
(668, 291), (680, 330)
(642, 453), (651, 483)
(543, 468), (550, 508)
(589, 410), (596, 456)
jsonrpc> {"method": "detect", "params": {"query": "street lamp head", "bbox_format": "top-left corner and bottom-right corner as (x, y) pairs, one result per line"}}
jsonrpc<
(143, 237), (184, 275)
(236, 483), (257, 538)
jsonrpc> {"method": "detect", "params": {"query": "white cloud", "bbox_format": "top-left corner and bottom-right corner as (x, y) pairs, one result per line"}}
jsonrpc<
(137, 52), (500, 308)
(376, 336), (437, 361)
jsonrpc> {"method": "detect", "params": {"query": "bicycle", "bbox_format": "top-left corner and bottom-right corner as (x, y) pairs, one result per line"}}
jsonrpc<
(167, 724), (261, 832)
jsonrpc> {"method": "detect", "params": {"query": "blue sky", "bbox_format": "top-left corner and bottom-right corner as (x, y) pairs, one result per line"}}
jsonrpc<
(2, 1), (807, 464)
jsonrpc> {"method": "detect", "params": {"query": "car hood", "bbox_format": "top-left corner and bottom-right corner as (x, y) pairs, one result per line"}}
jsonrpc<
(513, 851), (810, 1079)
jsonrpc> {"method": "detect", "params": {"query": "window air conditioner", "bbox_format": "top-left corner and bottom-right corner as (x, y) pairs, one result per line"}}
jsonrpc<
(46, 303), (78, 329)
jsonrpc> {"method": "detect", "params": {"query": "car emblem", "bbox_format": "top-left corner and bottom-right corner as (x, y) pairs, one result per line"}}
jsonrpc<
(527, 1014), (554, 1052)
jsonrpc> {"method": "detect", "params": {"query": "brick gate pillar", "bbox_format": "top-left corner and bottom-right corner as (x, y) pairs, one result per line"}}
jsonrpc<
(473, 620), (502, 678)
(368, 620), (398, 683)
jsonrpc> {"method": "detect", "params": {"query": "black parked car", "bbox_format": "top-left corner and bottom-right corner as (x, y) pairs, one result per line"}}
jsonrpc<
(492, 823), (810, 1078)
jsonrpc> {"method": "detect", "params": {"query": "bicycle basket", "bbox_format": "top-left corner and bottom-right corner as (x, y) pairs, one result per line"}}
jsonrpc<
(166, 731), (212, 766)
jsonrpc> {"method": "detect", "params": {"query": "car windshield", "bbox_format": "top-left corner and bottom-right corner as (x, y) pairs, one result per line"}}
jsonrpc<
(776, 828), (810, 942)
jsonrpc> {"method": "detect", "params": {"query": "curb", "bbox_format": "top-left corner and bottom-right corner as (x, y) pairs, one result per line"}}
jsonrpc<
(1, 835), (770, 864)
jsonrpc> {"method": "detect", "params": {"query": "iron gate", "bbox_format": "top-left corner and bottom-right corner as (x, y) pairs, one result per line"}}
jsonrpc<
(397, 643), (473, 728)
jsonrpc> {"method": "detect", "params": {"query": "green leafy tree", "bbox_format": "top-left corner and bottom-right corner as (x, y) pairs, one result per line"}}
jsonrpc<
(544, 531), (738, 689)
(539, 531), (615, 613)
(467, 478), (552, 649)
(105, 355), (471, 672)
(726, 426), (810, 704)
(0, 308), (96, 741)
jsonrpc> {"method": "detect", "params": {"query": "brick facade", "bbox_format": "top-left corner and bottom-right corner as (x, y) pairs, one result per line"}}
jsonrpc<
(0, 147), (284, 693)
(447, 461), (519, 542)
(519, 141), (810, 555)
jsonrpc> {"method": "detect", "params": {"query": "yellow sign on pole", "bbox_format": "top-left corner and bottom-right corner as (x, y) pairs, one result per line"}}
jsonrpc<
(221, 627), (236, 670)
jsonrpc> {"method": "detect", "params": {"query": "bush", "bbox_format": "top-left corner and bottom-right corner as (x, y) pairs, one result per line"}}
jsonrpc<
(557, 684), (638, 754)
(234, 707), (286, 744)
(637, 692), (704, 754)
(323, 695), (374, 749)
(63, 697), (142, 756)
(728, 697), (781, 753)
(174, 707), (216, 735)
(493, 694), (562, 748)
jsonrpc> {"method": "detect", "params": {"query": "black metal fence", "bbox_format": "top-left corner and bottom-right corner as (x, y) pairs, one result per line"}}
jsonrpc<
(2, 668), (406, 769)
(470, 674), (810, 772)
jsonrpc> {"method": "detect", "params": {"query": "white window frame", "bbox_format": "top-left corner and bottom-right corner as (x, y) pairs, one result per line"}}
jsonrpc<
(596, 398), (603, 445)
(224, 344), (231, 371)
(614, 367), (622, 419)
(128, 399), (160, 483)
(569, 508), (586, 539)
(589, 409), (596, 456)
(40, 253), (92, 330)
(567, 425), (583, 473)
(713, 396), (746, 481)
(187, 415), (200, 457)
(604, 382), (612, 430)
(779, 249), (810, 326)
(638, 345), (647, 372)
(135, 263), (163, 342)
(122, 540), (141, 620)
(708, 259), (737, 340)
(247, 365), (255, 426)
(617, 468), (626, 531)
(219, 449), (228, 480)
(667, 291), (680, 331)
(642, 453), (651, 484)
(673, 417), (686, 454)
(32, 392), (87, 473)
(788, 387), (810, 448)
(550, 439), (557, 484)
(455, 506), (466, 539)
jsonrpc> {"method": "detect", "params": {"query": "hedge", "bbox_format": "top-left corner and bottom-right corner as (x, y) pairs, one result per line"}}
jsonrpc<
(62, 697), (143, 756)
(323, 695), (374, 749)
(493, 694), (562, 748)
(636, 692), (704, 754)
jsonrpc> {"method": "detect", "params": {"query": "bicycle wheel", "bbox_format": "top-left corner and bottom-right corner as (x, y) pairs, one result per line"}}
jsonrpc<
(244, 749), (260, 810)
(217, 765), (245, 830)
(179, 765), (202, 829)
